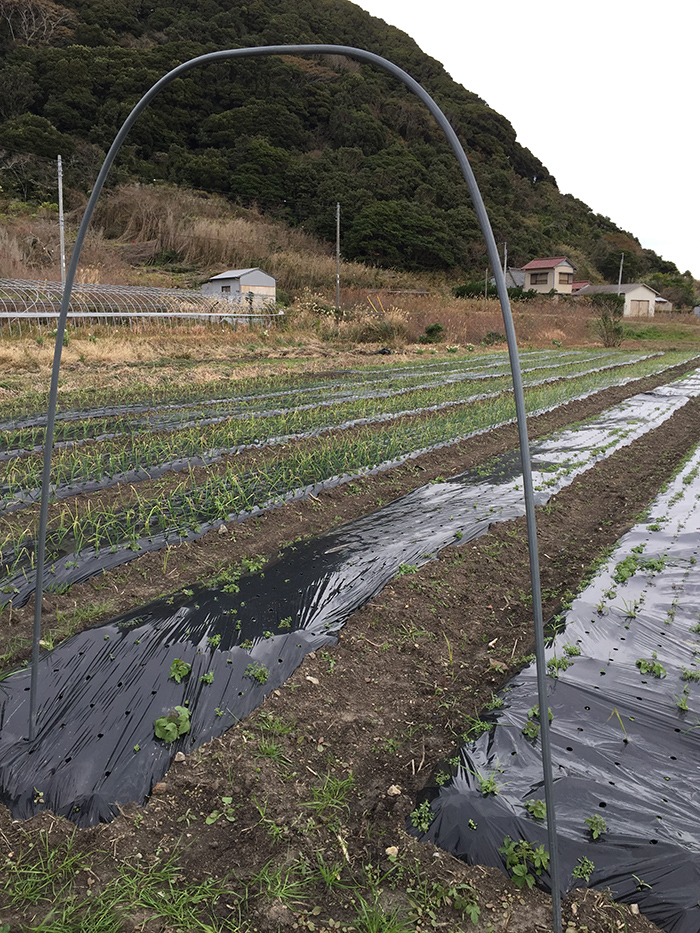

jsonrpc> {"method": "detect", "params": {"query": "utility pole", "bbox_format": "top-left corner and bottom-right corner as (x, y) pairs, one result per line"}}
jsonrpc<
(617, 252), (624, 294)
(335, 202), (341, 313)
(57, 155), (66, 284)
(503, 242), (508, 281)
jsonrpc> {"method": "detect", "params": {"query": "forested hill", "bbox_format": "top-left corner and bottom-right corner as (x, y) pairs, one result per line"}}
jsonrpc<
(0, 0), (687, 289)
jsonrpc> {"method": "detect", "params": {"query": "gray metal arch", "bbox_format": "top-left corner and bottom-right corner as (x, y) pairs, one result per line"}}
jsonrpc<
(27, 45), (561, 925)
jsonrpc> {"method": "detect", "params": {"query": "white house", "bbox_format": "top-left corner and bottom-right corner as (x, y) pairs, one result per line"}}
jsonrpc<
(521, 257), (576, 294)
(201, 268), (276, 309)
(574, 283), (660, 318)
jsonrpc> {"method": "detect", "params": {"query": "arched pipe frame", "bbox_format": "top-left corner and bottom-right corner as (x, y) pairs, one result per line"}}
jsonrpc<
(27, 45), (562, 926)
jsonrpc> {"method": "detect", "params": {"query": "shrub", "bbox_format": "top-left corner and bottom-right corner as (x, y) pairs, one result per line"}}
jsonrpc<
(417, 322), (445, 344)
(590, 293), (625, 347)
(454, 281), (497, 299)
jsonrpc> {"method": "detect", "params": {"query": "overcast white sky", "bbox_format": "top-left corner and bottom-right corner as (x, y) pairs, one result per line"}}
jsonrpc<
(353, 0), (699, 279)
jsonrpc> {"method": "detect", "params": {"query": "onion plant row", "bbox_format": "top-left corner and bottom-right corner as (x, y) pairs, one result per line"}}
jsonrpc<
(1, 348), (609, 435)
(0, 351), (649, 467)
(0, 352), (663, 505)
(1, 351), (696, 599)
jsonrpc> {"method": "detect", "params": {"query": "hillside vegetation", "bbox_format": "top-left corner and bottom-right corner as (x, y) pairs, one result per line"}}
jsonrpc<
(0, 0), (695, 306)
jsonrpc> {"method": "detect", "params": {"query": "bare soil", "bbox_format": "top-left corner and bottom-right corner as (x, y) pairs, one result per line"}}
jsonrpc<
(2, 361), (700, 933)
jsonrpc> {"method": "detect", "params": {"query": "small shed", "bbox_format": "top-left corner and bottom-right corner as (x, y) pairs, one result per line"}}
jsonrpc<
(201, 268), (276, 309)
(521, 257), (576, 294)
(489, 268), (525, 288)
(575, 283), (660, 318)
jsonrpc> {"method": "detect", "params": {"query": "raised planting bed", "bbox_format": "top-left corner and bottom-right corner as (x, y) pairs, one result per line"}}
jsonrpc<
(415, 441), (700, 932)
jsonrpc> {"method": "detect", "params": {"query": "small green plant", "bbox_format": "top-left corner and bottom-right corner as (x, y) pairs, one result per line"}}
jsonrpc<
(245, 661), (269, 684)
(168, 658), (191, 684)
(278, 615), (292, 629)
(475, 771), (500, 796)
(547, 654), (572, 678)
(563, 642), (581, 657)
(410, 799), (434, 833)
(200, 671), (214, 684)
(676, 684), (690, 710)
(522, 719), (540, 740)
(522, 704), (552, 740)
(606, 708), (630, 743)
(636, 658), (667, 678)
(681, 667), (700, 682)
(397, 563), (419, 575)
(206, 796), (236, 824)
(524, 799), (547, 820)
(499, 836), (549, 890)
(154, 706), (191, 743)
(303, 773), (355, 822)
(462, 716), (494, 741)
(483, 693), (504, 712)
(572, 856), (595, 882)
(207, 633), (222, 648)
(585, 813), (607, 839)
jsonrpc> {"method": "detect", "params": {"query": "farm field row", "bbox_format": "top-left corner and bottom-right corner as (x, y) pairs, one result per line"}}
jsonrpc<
(0, 348), (621, 425)
(1, 351), (696, 611)
(4, 369), (700, 828)
(0, 351), (650, 469)
(3, 355), (700, 932)
(420, 445), (700, 932)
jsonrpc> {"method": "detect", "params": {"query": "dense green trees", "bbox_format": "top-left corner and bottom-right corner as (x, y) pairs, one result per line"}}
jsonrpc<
(0, 0), (684, 284)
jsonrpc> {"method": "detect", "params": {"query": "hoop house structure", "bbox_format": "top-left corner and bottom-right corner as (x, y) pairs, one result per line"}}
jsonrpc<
(0, 278), (282, 331)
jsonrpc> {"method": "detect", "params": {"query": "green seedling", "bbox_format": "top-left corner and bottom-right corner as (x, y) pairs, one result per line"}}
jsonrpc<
(410, 799), (434, 833)
(499, 836), (549, 890)
(676, 685), (690, 711)
(206, 797), (236, 824)
(547, 654), (572, 678)
(522, 704), (552, 740)
(169, 658), (191, 684)
(154, 706), (191, 743)
(606, 708), (630, 743)
(522, 719), (540, 740)
(483, 692), (504, 711)
(585, 813), (607, 839)
(207, 633), (221, 648)
(200, 671), (214, 685)
(524, 799), (547, 820)
(462, 716), (494, 741)
(636, 658), (667, 678)
(572, 857), (595, 882)
(245, 661), (269, 684)
(475, 771), (500, 796)
(397, 563), (419, 575)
